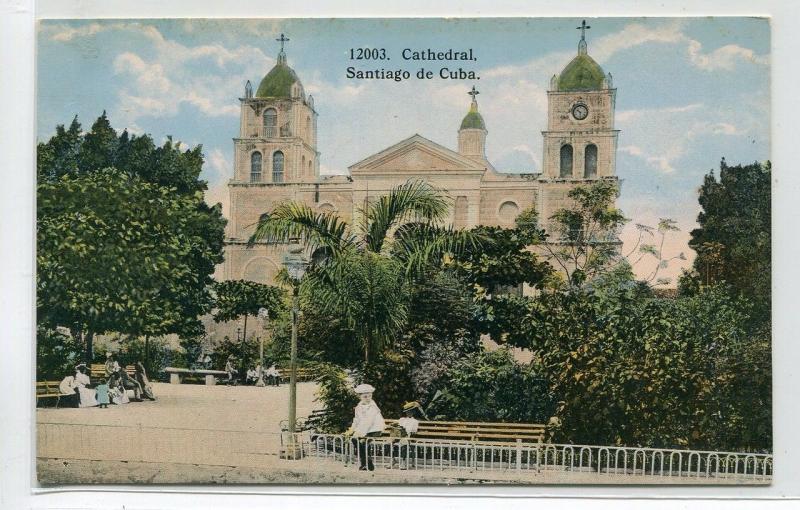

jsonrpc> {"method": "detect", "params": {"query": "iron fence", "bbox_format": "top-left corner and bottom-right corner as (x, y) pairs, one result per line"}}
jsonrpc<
(305, 433), (772, 481)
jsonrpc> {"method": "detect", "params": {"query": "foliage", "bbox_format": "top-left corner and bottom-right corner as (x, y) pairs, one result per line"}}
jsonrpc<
(212, 280), (286, 323)
(543, 180), (627, 287)
(513, 285), (770, 452)
(303, 251), (409, 364)
(625, 219), (686, 287)
(410, 330), (481, 402)
(310, 363), (359, 433)
(250, 180), (486, 365)
(36, 327), (84, 381)
(448, 221), (552, 294)
(403, 270), (482, 352)
(428, 349), (555, 423)
(685, 159), (771, 324)
(37, 114), (226, 360)
(94, 336), (176, 379)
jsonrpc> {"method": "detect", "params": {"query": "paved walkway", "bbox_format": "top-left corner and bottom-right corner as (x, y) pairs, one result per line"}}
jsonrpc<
(36, 382), (764, 485)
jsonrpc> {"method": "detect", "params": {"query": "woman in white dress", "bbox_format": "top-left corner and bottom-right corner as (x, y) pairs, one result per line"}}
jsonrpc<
(74, 364), (98, 407)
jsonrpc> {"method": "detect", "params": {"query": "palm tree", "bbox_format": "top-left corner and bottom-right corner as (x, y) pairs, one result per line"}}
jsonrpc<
(248, 180), (485, 364)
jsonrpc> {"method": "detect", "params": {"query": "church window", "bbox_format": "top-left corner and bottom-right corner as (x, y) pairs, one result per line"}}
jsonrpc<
(272, 151), (285, 183)
(263, 108), (277, 137)
(308, 159), (313, 175)
(306, 116), (311, 138)
(302, 155), (306, 176)
(498, 201), (520, 225)
(584, 143), (598, 178)
(560, 144), (573, 178)
(250, 151), (262, 182)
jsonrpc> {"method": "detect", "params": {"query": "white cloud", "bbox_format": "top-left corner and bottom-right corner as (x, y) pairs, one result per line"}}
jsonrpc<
(687, 40), (769, 71)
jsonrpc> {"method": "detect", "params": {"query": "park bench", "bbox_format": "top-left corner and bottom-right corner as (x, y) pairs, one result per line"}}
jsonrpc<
(90, 363), (136, 381)
(36, 380), (67, 408)
(382, 419), (547, 444)
(276, 367), (315, 383)
(163, 366), (228, 385)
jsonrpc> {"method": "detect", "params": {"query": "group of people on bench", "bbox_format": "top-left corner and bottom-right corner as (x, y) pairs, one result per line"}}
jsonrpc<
(224, 355), (281, 386)
(57, 352), (155, 408)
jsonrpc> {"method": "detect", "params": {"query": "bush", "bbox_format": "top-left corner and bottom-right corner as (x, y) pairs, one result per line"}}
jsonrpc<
(37, 327), (83, 381)
(428, 348), (555, 423)
(310, 362), (359, 433)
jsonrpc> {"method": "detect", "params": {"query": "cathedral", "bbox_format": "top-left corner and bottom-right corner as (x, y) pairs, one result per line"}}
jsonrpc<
(220, 28), (619, 287)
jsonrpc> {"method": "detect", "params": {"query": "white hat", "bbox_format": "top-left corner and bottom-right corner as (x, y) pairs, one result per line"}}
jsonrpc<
(354, 384), (375, 394)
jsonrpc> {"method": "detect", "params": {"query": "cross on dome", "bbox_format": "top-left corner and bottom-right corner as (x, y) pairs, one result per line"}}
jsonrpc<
(276, 33), (290, 64)
(468, 85), (479, 100)
(576, 20), (591, 41)
(576, 20), (591, 55)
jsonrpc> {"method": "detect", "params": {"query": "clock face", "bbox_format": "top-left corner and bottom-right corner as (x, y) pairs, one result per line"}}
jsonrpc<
(572, 103), (589, 120)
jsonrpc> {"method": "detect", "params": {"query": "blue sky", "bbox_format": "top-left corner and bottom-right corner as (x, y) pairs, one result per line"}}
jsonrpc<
(36, 18), (770, 283)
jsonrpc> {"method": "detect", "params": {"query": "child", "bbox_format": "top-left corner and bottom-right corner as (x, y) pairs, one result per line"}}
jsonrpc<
(95, 378), (110, 409)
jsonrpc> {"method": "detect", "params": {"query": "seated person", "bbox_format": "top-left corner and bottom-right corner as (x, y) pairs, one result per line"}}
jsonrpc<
(394, 401), (423, 469)
(265, 364), (281, 386)
(73, 363), (98, 408)
(225, 357), (239, 383)
(58, 375), (79, 408)
(246, 367), (258, 384)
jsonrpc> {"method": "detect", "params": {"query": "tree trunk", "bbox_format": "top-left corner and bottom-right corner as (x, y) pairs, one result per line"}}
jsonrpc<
(241, 314), (248, 381)
(144, 334), (150, 373)
(85, 330), (94, 364)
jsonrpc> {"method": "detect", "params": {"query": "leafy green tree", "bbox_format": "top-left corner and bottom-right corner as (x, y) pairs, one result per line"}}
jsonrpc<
(514, 285), (770, 451)
(37, 114), (226, 361)
(448, 221), (552, 295)
(428, 348), (555, 423)
(543, 180), (627, 287)
(249, 180), (485, 365)
(212, 279), (286, 375)
(36, 327), (84, 381)
(685, 159), (771, 324)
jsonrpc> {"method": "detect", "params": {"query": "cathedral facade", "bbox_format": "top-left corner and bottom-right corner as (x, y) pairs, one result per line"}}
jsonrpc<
(220, 31), (618, 286)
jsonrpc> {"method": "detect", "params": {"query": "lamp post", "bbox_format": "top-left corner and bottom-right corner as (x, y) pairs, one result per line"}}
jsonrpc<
(282, 240), (309, 460)
(256, 307), (269, 387)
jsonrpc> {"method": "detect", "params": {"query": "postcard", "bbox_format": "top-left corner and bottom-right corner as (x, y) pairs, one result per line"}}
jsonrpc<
(35, 17), (771, 485)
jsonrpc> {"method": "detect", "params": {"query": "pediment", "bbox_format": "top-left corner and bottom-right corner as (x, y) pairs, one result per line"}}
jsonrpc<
(349, 134), (485, 174)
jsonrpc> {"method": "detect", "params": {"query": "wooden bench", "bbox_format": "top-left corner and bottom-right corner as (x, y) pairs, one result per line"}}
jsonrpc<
(383, 419), (547, 444)
(90, 363), (135, 380)
(36, 380), (68, 408)
(276, 367), (315, 383)
(163, 367), (228, 385)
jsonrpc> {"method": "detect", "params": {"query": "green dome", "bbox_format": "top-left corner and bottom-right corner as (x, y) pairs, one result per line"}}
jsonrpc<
(256, 62), (300, 98)
(557, 54), (606, 91)
(460, 110), (486, 130)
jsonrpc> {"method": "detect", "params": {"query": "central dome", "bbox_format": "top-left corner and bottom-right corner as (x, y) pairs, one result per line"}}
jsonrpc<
(255, 61), (301, 98)
(557, 53), (606, 91)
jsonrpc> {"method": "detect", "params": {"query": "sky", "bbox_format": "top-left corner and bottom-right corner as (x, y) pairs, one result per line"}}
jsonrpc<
(36, 17), (770, 284)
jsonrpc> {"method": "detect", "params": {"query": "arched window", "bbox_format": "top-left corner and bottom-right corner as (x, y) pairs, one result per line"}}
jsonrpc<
(250, 152), (262, 182)
(560, 144), (573, 178)
(272, 151), (284, 183)
(263, 108), (277, 137)
(498, 201), (520, 224)
(301, 155), (306, 176)
(308, 159), (313, 175)
(584, 143), (598, 178)
(306, 116), (311, 138)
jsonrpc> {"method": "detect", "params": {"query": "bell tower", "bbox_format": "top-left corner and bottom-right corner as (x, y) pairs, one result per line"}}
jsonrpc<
(458, 85), (493, 169)
(542, 20), (618, 180)
(234, 34), (319, 185)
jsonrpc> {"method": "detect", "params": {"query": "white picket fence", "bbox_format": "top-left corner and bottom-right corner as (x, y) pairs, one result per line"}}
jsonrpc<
(303, 433), (773, 481)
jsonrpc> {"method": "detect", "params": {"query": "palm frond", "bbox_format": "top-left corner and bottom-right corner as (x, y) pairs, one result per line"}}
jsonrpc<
(247, 201), (355, 257)
(361, 180), (450, 253)
(393, 222), (490, 278)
